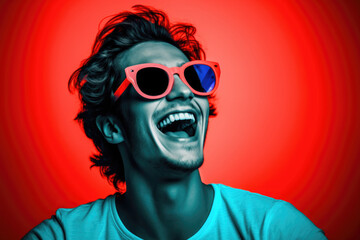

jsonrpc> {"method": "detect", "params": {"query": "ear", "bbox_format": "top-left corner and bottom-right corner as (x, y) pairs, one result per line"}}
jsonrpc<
(96, 115), (124, 144)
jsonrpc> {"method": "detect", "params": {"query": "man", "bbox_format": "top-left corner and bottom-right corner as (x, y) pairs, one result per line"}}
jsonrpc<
(24, 5), (326, 240)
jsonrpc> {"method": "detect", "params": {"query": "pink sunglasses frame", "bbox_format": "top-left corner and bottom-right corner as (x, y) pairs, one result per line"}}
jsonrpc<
(114, 60), (220, 100)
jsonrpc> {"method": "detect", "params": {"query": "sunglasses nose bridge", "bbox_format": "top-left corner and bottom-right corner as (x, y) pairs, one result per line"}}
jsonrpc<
(169, 66), (186, 83)
(168, 66), (181, 76)
(167, 66), (185, 88)
(166, 71), (194, 101)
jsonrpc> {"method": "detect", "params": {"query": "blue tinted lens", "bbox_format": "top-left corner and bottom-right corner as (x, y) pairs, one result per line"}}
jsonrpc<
(184, 64), (216, 93)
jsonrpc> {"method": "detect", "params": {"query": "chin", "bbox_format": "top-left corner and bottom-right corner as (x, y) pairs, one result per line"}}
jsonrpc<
(162, 154), (204, 173)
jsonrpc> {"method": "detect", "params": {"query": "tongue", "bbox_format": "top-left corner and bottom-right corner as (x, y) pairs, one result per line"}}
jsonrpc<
(165, 131), (189, 138)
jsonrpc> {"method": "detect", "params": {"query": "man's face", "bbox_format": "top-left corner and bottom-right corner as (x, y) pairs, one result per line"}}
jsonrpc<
(115, 41), (210, 179)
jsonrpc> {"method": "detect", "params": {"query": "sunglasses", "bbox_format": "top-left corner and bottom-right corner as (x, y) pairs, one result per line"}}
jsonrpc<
(114, 60), (220, 100)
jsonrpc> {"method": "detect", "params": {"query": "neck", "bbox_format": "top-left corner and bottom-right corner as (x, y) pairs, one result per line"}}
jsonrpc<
(116, 168), (213, 240)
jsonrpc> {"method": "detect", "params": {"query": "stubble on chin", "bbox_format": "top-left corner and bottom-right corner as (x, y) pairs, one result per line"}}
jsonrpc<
(161, 153), (204, 173)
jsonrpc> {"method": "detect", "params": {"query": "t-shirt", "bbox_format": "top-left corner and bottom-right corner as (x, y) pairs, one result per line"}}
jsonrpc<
(23, 184), (327, 239)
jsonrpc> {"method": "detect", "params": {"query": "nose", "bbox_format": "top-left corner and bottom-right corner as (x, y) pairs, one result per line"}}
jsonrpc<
(166, 74), (194, 101)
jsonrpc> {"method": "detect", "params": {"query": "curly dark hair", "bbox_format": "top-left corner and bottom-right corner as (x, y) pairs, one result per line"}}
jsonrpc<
(68, 5), (217, 191)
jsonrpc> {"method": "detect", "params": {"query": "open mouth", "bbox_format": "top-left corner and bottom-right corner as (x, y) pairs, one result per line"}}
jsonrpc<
(157, 112), (197, 138)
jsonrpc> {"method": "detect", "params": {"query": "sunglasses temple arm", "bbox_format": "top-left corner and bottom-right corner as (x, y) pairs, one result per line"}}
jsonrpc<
(114, 78), (130, 100)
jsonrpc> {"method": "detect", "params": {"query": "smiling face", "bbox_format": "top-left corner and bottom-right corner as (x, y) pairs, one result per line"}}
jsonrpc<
(114, 41), (210, 180)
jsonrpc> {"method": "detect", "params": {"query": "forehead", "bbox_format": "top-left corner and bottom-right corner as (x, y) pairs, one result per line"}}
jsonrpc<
(116, 41), (189, 70)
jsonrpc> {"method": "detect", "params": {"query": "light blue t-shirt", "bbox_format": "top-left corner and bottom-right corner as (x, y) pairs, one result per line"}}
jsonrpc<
(23, 184), (326, 239)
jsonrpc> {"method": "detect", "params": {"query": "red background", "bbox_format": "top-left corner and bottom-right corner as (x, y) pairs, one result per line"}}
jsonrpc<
(1, 0), (359, 239)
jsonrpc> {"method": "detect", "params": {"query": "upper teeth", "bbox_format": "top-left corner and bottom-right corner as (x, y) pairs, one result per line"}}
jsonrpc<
(158, 112), (195, 128)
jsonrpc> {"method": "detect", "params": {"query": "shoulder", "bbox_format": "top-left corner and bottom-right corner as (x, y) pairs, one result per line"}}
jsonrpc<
(56, 194), (114, 224)
(22, 195), (116, 240)
(213, 184), (280, 225)
(264, 200), (327, 239)
(213, 184), (279, 212)
(211, 184), (327, 239)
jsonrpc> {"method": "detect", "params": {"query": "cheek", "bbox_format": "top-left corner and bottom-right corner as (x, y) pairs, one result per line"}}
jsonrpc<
(118, 101), (157, 142)
(199, 98), (210, 117)
(198, 98), (210, 134)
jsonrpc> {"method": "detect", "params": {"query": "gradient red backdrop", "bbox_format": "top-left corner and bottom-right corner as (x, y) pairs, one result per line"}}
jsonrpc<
(1, 0), (359, 239)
